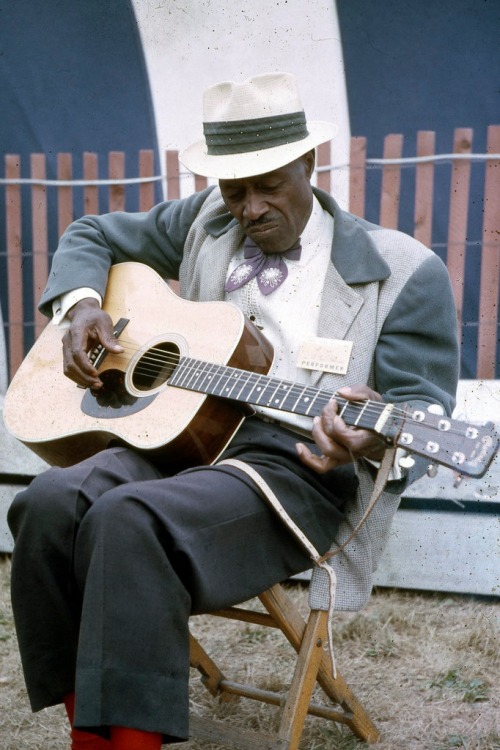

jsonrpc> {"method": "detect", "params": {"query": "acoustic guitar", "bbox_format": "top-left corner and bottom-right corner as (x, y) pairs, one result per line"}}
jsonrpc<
(4, 262), (498, 477)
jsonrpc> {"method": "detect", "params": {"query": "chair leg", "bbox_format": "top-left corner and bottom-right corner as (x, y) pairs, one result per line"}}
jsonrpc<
(274, 608), (330, 750)
(189, 632), (235, 701)
(260, 584), (379, 744)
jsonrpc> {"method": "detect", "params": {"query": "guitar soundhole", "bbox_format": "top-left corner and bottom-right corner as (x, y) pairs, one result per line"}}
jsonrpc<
(131, 342), (180, 392)
(93, 369), (136, 407)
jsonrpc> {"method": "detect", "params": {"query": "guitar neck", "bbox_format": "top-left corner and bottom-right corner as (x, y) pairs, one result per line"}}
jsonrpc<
(168, 357), (392, 431)
(167, 356), (498, 478)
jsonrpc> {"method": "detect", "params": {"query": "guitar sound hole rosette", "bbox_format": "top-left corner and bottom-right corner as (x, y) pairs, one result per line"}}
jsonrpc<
(127, 336), (184, 397)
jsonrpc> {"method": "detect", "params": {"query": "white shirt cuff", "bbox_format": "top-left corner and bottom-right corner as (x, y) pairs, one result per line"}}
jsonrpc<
(52, 288), (102, 325)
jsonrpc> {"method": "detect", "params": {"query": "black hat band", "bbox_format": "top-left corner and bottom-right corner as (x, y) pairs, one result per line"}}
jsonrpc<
(203, 111), (309, 155)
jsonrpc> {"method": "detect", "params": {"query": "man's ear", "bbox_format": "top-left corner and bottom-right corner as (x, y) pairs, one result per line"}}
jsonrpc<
(302, 149), (316, 179)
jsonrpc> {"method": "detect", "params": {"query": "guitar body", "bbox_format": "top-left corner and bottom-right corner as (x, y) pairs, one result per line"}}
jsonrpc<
(4, 263), (274, 471)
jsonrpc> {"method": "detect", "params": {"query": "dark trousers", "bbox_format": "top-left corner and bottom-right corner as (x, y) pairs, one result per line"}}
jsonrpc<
(8, 419), (354, 742)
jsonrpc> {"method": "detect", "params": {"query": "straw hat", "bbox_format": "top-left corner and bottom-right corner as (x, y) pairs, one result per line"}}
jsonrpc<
(179, 72), (338, 180)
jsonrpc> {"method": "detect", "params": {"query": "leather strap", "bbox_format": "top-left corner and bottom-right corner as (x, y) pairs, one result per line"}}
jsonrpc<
(318, 446), (397, 563)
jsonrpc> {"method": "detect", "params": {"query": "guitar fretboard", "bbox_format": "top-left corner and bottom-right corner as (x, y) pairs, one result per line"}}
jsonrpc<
(168, 356), (387, 431)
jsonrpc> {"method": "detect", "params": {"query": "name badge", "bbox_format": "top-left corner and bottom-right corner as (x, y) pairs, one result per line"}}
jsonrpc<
(297, 337), (353, 375)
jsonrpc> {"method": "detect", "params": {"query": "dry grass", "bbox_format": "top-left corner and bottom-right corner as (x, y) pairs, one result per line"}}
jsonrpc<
(1, 553), (499, 750)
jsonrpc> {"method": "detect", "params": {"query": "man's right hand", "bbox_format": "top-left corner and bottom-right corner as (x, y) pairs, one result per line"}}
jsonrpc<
(62, 298), (124, 388)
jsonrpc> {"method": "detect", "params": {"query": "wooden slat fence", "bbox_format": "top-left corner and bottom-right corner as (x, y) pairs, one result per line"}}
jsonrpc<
(2, 128), (499, 382)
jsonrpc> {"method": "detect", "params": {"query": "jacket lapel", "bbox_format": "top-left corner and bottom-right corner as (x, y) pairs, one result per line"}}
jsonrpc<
(309, 264), (365, 386)
(196, 224), (244, 301)
(309, 190), (390, 387)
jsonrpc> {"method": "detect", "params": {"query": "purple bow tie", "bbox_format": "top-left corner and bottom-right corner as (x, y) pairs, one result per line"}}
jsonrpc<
(225, 236), (302, 296)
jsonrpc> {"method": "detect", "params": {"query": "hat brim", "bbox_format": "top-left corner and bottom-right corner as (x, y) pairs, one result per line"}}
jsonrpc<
(179, 121), (338, 180)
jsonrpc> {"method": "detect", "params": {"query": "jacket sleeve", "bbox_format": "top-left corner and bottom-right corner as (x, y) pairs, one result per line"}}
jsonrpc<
(374, 253), (459, 417)
(39, 187), (215, 317)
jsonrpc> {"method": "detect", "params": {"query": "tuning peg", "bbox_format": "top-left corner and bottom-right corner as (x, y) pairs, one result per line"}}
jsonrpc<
(427, 464), (438, 478)
(427, 403), (445, 415)
(398, 455), (415, 470)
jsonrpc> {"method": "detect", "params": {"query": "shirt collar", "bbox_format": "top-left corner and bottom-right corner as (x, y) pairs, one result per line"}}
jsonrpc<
(299, 195), (327, 253)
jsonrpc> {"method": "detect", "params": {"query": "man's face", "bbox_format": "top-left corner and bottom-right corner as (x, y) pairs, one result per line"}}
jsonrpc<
(219, 151), (315, 254)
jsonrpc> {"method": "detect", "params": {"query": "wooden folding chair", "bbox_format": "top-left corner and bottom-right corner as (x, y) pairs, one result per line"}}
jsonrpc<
(188, 576), (379, 750)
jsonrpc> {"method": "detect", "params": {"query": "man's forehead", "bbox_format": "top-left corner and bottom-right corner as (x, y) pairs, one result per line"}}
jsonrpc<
(219, 163), (293, 188)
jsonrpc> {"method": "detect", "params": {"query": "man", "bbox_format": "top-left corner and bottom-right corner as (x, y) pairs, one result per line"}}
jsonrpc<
(8, 73), (458, 749)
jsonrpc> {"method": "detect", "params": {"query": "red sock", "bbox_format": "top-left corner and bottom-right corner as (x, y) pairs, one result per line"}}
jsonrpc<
(64, 693), (111, 749)
(110, 727), (162, 750)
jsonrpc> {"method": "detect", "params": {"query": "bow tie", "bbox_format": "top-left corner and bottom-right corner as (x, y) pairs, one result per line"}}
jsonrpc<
(225, 236), (302, 296)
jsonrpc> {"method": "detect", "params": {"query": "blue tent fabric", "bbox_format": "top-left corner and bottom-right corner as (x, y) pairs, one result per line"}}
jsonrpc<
(0, 0), (159, 159)
(0, 0), (161, 355)
(337, 0), (500, 377)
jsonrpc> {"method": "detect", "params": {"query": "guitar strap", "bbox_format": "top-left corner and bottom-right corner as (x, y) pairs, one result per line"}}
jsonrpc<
(218, 445), (397, 677)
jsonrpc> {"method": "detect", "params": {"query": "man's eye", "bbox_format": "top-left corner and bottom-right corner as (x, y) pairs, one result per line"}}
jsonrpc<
(260, 184), (281, 194)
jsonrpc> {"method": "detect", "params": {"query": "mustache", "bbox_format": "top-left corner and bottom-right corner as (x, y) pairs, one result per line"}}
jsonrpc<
(244, 216), (277, 231)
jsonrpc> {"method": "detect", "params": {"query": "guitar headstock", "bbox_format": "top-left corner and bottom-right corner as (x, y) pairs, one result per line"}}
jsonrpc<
(396, 407), (499, 478)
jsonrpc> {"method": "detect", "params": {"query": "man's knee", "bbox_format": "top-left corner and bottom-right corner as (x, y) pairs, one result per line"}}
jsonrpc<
(76, 486), (155, 547)
(7, 467), (78, 541)
(73, 487), (160, 586)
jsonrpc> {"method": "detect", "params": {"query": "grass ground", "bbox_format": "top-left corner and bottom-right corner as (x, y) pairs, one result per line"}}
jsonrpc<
(1, 554), (498, 749)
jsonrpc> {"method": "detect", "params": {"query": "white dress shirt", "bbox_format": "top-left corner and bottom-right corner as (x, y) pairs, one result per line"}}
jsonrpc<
(224, 196), (333, 434)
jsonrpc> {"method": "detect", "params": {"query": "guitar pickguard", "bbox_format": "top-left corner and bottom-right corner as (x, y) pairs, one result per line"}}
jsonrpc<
(81, 369), (157, 418)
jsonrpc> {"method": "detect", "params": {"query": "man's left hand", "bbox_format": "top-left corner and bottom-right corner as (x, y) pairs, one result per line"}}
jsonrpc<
(296, 385), (387, 474)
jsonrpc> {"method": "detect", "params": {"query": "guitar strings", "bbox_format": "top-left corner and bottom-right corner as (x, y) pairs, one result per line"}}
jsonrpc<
(97, 337), (448, 427)
(87, 337), (480, 442)
(100, 337), (412, 424)
(100, 337), (400, 416)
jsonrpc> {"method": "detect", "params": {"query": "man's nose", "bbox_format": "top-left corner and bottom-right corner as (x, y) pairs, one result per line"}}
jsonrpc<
(243, 191), (268, 222)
